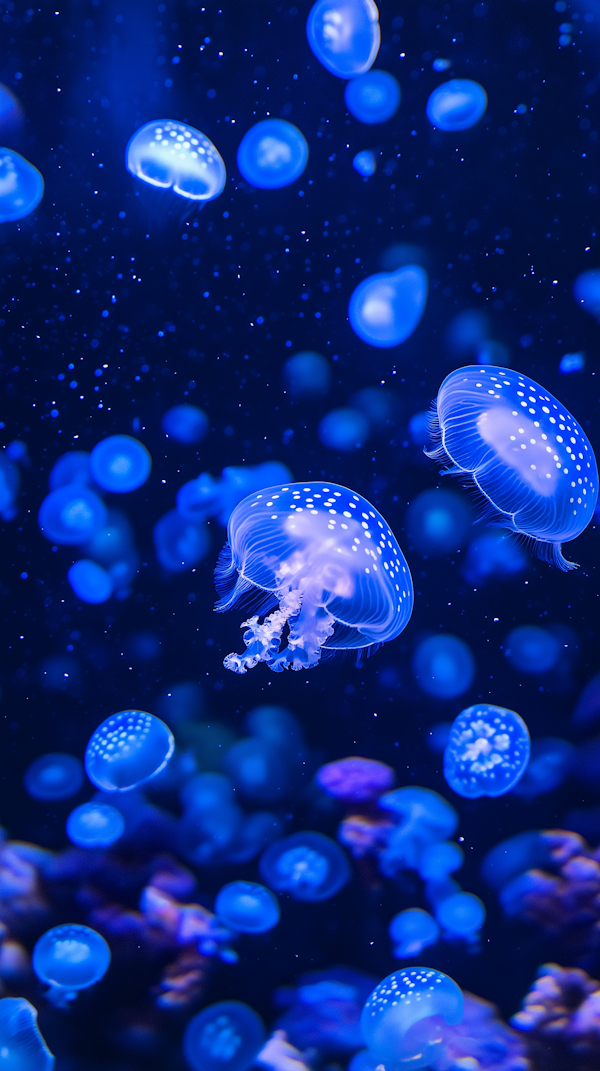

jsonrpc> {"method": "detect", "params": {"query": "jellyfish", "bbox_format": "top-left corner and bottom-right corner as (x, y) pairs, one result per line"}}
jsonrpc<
(0, 149), (44, 222)
(412, 634), (475, 699)
(435, 892), (486, 939)
(85, 710), (175, 792)
(306, 0), (380, 78)
(480, 830), (551, 891)
(353, 150), (377, 176)
(67, 559), (114, 604)
(215, 481), (414, 674)
(154, 510), (210, 572)
(316, 756), (395, 802)
(237, 120), (308, 189)
(66, 802), (125, 848)
(215, 881), (280, 933)
(126, 119), (226, 203)
(426, 79), (487, 131)
(260, 831), (350, 901)
(24, 753), (84, 802)
(48, 450), (92, 490)
(345, 70), (400, 123)
(318, 408), (370, 451)
(418, 840), (463, 882)
(246, 705), (306, 751)
(162, 404), (209, 444)
(0, 998), (54, 1071)
(573, 268), (600, 319)
(360, 968), (463, 1070)
(224, 737), (296, 803)
(462, 529), (527, 584)
(348, 266), (428, 347)
(184, 1001), (266, 1071)
(426, 365), (599, 569)
(511, 737), (575, 799)
(389, 909), (440, 959)
(33, 925), (110, 1005)
(406, 489), (472, 556)
(89, 435), (151, 494)
(177, 462), (293, 528)
(283, 351), (331, 397)
(0, 85), (24, 136)
(179, 773), (244, 865)
(377, 787), (458, 873)
(0, 453), (19, 521)
(38, 485), (107, 545)
(504, 625), (560, 674)
(559, 351), (586, 374)
(444, 703), (530, 799)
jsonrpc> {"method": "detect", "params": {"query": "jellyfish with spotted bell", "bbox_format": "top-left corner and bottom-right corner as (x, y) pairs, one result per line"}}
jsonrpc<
(184, 1001), (266, 1071)
(85, 710), (175, 792)
(444, 703), (530, 799)
(426, 365), (599, 569)
(307, 0), (380, 78)
(214, 481), (414, 673)
(125, 119), (226, 204)
(32, 924), (110, 1005)
(360, 968), (463, 1070)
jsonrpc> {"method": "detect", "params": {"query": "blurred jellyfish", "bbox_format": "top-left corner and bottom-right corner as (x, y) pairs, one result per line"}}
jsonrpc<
(283, 351), (331, 397)
(480, 830), (550, 891)
(162, 404), (209, 444)
(380, 242), (430, 273)
(318, 408), (370, 451)
(0, 998), (54, 1071)
(0, 85), (24, 136)
(559, 351), (585, 374)
(85, 710), (175, 792)
(246, 705), (305, 750)
(274, 966), (375, 1054)
(177, 462), (292, 528)
(66, 802), (125, 848)
(83, 509), (134, 564)
(412, 634), (475, 699)
(126, 120), (226, 203)
(179, 773), (244, 865)
(24, 754), (84, 802)
(377, 787), (458, 873)
(353, 150), (377, 176)
(0, 149), (44, 222)
(306, 0), (380, 78)
(426, 722), (452, 754)
(511, 737), (575, 799)
(260, 832), (350, 901)
(389, 909), (439, 958)
(6, 440), (29, 465)
(90, 435), (151, 494)
(360, 968), (463, 1070)
(444, 703), (530, 799)
(0, 454), (19, 520)
(418, 840), (463, 882)
(348, 266), (428, 347)
(462, 529), (527, 584)
(48, 450), (92, 490)
(237, 120), (308, 189)
(435, 892), (485, 938)
(154, 510), (210, 572)
(504, 625), (560, 674)
(432, 58), (451, 71)
(33, 925), (110, 1004)
(406, 489), (471, 555)
(345, 70), (400, 123)
(408, 411), (430, 446)
(38, 485), (107, 545)
(184, 1002), (266, 1071)
(316, 757), (395, 802)
(426, 80), (487, 131)
(572, 671), (600, 729)
(215, 881), (280, 933)
(67, 559), (114, 604)
(225, 737), (296, 803)
(573, 268), (600, 319)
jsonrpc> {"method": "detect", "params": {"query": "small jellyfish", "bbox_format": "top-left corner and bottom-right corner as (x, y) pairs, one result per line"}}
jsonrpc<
(406, 489), (472, 556)
(0, 453), (19, 521)
(283, 351), (331, 397)
(447, 308), (491, 357)
(215, 881), (280, 933)
(559, 351), (585, 374)
(426, 365), (599, 569)
(184, 1001), (266, 1071)
(162, 404), (209, 444)
(89, 435), (151, 494)
(0, 149), (44, 222)
(435, 892), (486, 938)
(573, 268), (600, 319)
(33, 925), (110, 1003)
(316, 756), (395, 802)
(306, 0), (380, 78)
(389, 908), (440, 958)
(348, 266), (428, 347)
(432, 58), (451, 71)
(360, 968), (463, 1069)
(0, 997), (54, 1071)
(154, 510), (210, 572)
(84, 509), (135, 564)
(511, 737), (575, 799)
(215, 481), (414, 674)
(418, 840), (463, 882)
(504, 625), (560, 674)
(126, 119), (226, 203)
(345, 70), (400, 123)
(353, 150), (377, 176)
(318, 408), (370, 451)
(260, 831), (350, 901)
(412, 634), (475, 699)
(378, 787), (458, 873)
(38, 485), (107, 545)
(67, 559), (114, 604)
(462, 529), (527, 585)
(443, 703), (530, 799)
(48, 450), (92, 490)
(24, 753), (84, 802)
(85, 710), (175, 792)
(177, 462), (292, 528)
(224, 737), (295, 803)
(237, 119), (308, 189)
(66, 802), (125, 847)
(426, 79), (487, 131)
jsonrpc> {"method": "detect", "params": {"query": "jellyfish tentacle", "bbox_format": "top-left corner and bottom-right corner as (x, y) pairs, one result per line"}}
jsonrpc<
(223, 590), (302, 674)
(268, 587), (335, 672)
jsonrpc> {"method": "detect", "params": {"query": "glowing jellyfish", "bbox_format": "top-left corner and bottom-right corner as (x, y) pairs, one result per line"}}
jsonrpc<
(154, 510), (210, 572)
(348, 266), (428, 347)
(426, 79), (487, 131)
(184, 1001), (266, 1071)
(511, 737), (575, 799)
(412, 634), (475, 699)
(0, 149), (44, 222)
(378, 787), (458, 872)
(162, 404), (209, 444)
(283, 351), (331, 397)
(0, 85), (24, 135)
(85, 710), (175, 792)
(462, 529), (527, 584)
(389, 908), (439, 958)
(480, 830), (550, 891)
(0, 998), (54, 1071)
(318, 408), (370, 451)
(406, 489), (471, 555)
(224, 737), (294, 803)
(504, 625), (560, 674)
(306, 0), (380, 78)
(436, 892), (485, 937)
(0, 454), (19, 521)
(237, 119), (308, 189)
(24, 753), (84, 802)
(38, 485), (107, 546)
(215, 481), (414, 673)
(345, 70), (400, 123)
(67, 559), (114, 604)
(177, 462), (292, 528)
(353, 150), (377, 176)
(89, 435), (151, 494)
(573, 268), (600, 319)
(444, 703), (530, 799)
(33, 925), (110, 1002)
(427, 365), (599, 569)
(360, 968), (463, 1069)
(48, 450), (92, 491)
(560, 351), (585, 374)
(260, 831), (350, 901)
(418, 840), (463, 881)
(66, 802), (125, 848)
(125, 119), (226, 203)
(215, 881), (280, 933)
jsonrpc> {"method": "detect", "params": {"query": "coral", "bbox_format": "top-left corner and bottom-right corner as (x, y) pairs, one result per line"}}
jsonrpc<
(512, 963), (600, 1071)
(440, 992), (529, 1071)
(256, 1030), (311, 1071)
(316, 757), (395, 802)
(274, 967), (377, 1055)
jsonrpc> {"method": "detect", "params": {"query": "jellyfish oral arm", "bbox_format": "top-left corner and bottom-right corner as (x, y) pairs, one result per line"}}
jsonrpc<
(223, 584), (335, 674)
(223, 591), (302, 674)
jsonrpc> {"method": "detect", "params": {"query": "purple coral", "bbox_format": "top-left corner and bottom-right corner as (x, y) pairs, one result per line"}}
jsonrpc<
(512, 963), (600, 1071)
(441, 992), (529, 1071)
(316, 757), (395, 802)
(274, 967), (377, 1055)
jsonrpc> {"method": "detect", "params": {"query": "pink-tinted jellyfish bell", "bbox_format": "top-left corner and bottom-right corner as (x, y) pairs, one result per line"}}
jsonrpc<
(316, 757), (396, 802)
(214, 482), (413, 673)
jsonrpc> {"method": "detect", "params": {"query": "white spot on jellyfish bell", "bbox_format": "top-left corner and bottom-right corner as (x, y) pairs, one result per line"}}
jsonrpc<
(348, 266), (428, 347)
(125, 119), (226, 203)
(306, 0), (381, 79)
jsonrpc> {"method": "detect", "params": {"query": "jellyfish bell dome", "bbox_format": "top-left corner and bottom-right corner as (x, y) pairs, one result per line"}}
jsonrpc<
(85, 710), (175, 792)
(344, 70), (400, 124)
(89, 435), (151, 494)
(307, 0), (381, 79)
(0, 998), (54, 1071)
(33, 924), (110, 993)
(215, 881), (280, 933)
(184, 1001), (266, 1071)
(426, 79), (487, 131)
(348, 266), (428, 347)
(24, 753), (84, 802)
(360, 968), (463, 1069)
(260, 831), (350, 901)
(0, 148), (44, 222)
(125, 119), (226, 203)
(66, 802), (125, 848)
(237, 119), (308, 189)
(443, 703), (531, 799)
(38, 485), (107, 546)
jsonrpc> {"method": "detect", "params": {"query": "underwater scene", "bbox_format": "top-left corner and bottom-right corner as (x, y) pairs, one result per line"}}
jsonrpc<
(1, 0), (600, 1068)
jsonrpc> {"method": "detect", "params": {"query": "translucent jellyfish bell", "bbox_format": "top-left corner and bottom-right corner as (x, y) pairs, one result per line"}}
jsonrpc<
(89, 435), (151, 494)
(426, 79), (487, 131)
(0, 149), (44, 222)
(412, 634), (475, 699)
(184, 1001), (266, 1071)
(237, 119), (308, 189)
(0, 997), (54, 1071)
(154, 510), (210, 572)
(345, 70), (400, 123)
(260, 831), (350, 901)
(444, 703), (530, 799)
(436, 892), (485, 938)
(573, 268), (600, 319)
(38, 485), (107, 545)
(307, 0), (381, 78)
(125, 119), (226, 203)
(426, 365), (599, 569)
(215, 481), (413, 674)
(283, 351), (331, 396)
(162, 404), (209, 444)
(389, 908), (440, 959)
(348, 266), (428, 347)
(68, 559), (114, 604)
(24, 753), (84, 802)
(66, 802), (125, 847)
(85, 710), (175, 792)
(511, 737), (575, 799)
(360, 968), (463, 1069)
(33, 925), (110, 1002)
(215, 881), (280, 933)
(318, 407), (370, 451)
(353, 150), (377, 176)
(406, 489), (471, 556)
(505, 625), (560, 674)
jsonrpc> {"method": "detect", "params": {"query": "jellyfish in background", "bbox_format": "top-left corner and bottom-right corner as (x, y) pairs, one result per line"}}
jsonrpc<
(224, 735), (297, 803)
(24, 753), (84, 802)
(412, 634), (475, 699)
(82, 508), (139, 597)
(215, 881), (280, 933)
(126, 120), (226, 203)
(66, 802), (125, 847)
(504, 624), (560, 674)
(162, 404), (209, 444)
(0, 85), (24, 136)
(427, 365), (599, 569)
(418, 840), (463, 882)
(462, 529), (527, 584)
(345, 70), (400, 123)
(38, 484), (107, 545)
(573, 268), (600, 319)
(406, 488), (472, 556)
(67, 559), (114, 604)
(85, 710), (175, 792)
(511, 737), (575, 799)
(306, 0), (380, 78)
(237, 119), (308, 189)
(435, 891), (486, 939)
(480, 830), (552, 892)
(0, 453), (19, 520)
(154, 510), (210, 572)
(318, 408), (370, 451)
(283, 351), (331, 397)
(33, 924), (110, 1005)
(426, 79), (488, 131)
(184, 1002), (266, 1071)
(352, 150), (377, 176)
(0, 998), (54, 1071)
(348, 266), (428, 347)
(274, 967), (376, 1055)
(260, 831), (350, 901)
(0, 149), (44, 222)
(389, 908), (440, 959)
(177, 462), (292, 528)
(559, 350), (585, 374)
(89, 435), (151, 493)
(377, 787), (458, 873)
(444, 704), (530, 799)
(48, 450), (92, 490)
(215, 482), (413, 673)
